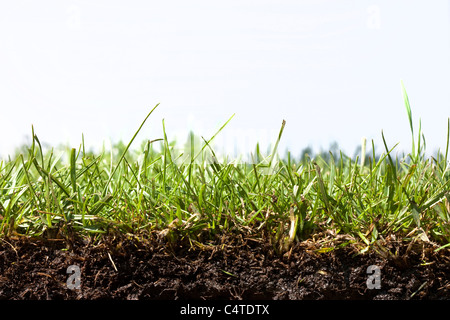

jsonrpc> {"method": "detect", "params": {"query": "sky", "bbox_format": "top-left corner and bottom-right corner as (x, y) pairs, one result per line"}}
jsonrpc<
(1, 0), (450, 161)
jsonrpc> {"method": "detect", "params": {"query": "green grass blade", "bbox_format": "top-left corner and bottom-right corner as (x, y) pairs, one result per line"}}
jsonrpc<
(401, 80), (415, 158)
(70, 148), (77, 194)
(33, 158), (71, 197)
(102, 103), (160, 195)
(445, 118), (449, 165)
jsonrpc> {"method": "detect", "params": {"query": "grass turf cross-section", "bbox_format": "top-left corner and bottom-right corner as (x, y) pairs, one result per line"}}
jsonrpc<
(0, 84), (449, 300)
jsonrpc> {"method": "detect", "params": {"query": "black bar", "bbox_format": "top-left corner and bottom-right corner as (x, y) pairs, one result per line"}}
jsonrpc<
(3, 300), (448, 319)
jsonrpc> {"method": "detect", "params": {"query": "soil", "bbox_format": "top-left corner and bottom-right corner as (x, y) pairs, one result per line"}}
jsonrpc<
(0, 232), (449, 300)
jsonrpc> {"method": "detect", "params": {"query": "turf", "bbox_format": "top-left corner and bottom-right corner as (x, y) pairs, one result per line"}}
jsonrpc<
(1, 85), (449, 256)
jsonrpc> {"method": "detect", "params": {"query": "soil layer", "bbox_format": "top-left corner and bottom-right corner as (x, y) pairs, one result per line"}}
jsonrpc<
(0, 234), (449, 300)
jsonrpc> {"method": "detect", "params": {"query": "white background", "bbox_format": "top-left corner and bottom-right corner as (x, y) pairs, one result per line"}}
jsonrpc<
(1, 0), (449, 160)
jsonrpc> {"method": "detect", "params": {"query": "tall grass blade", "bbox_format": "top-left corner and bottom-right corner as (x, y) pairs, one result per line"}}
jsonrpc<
(445, 118), (449, 165)
(401, 80), (415, 158)
(102, 103), (160, 195)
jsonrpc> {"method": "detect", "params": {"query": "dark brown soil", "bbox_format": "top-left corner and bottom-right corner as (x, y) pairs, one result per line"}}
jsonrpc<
(0, 233), (449, 300)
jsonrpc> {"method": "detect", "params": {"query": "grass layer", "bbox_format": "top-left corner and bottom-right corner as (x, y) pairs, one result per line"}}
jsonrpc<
(1, 86), (450, 255)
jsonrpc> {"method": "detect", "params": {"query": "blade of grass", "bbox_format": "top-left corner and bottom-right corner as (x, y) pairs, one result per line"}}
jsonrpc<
(90, 193), (114, 216)
(401, 80), (415, 159)
(102, 103), (160, 195)
(33, 158), (71, 197)
(381, 130), (398, 181)
(445, 118), (449, 165)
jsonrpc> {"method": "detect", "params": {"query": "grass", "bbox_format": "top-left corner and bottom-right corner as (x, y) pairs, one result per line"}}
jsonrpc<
(1, 84), (450, 255)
